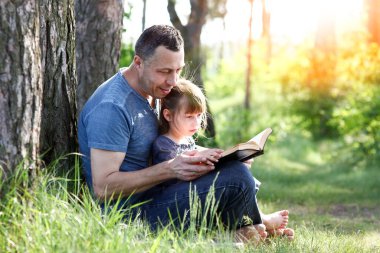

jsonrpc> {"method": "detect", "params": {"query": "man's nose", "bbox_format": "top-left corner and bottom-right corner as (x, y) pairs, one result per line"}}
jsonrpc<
(166, 72), (179, 86)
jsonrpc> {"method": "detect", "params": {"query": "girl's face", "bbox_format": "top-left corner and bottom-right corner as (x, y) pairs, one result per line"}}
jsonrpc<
(164, 100), (204, 141)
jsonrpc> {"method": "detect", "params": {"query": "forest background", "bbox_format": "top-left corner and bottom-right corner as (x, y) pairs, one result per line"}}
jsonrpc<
(0, 0), (379, 252)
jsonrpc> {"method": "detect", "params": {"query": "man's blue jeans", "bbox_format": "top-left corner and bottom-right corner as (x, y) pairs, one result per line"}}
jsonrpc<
(118, 161), (262, 230)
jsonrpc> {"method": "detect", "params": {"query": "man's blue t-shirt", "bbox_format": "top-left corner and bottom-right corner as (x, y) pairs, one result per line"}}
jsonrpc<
(78, 69), (159, 194)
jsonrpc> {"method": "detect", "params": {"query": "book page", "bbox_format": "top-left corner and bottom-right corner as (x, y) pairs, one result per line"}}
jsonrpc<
(248, 128), (272, 149)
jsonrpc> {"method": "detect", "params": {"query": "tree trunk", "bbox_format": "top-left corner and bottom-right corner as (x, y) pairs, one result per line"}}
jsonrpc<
(308, 3), (337, 137)
(261, 0), (271, 64)
(366, 0), (380, 45)
(39, 0), (77, 171)
(0, 1), (43, 174)
(75, 0), (123, 114)
(0, 1), (77, 175)
(167, 0), (216, 137)
(245, 0), (254, 109)
(142, 0), (147, 31)
(312, 3), (336, 92)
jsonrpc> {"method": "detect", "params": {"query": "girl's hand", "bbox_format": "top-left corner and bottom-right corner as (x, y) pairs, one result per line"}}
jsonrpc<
(196, 148), (224, 165)
(243, 158), (254, 169)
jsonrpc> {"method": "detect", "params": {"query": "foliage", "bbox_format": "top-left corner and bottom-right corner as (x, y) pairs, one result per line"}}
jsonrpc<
(203, 34), (379, 165)
(275, 44), (340, 138)
(119, 3), (134, 68)
(275, 33), (380, 153)
(329, 84), (380, 165)
(119, 42), (134, 68)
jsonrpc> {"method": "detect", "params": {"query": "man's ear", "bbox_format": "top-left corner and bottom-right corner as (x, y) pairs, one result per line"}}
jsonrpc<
(134, 55), (143, 69)
(163, 109), (172, 122)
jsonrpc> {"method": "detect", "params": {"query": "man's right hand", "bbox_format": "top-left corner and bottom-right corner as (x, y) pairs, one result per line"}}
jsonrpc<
(168, 150), (216, 181)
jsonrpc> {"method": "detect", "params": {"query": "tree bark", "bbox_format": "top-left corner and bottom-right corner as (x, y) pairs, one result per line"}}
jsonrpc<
(0, 1), (77, 175)
(167, 0), (216, 137)
(0, 0), (43, 174)
(39, 0), (77, 170)
(75, 0), (123, 114)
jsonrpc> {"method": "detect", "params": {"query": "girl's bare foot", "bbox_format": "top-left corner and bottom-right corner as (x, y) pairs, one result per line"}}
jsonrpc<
(266, 227), (295, 241)
(235, 224), (267, 244)
(266, 228), (284, 237)
(262, 210), (289, 230)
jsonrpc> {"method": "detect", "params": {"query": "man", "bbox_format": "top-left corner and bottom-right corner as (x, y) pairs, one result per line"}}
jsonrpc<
(78, 25), (292, 242)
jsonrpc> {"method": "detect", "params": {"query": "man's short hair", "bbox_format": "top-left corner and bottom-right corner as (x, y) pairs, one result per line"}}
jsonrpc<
(135, 25), (184, 60)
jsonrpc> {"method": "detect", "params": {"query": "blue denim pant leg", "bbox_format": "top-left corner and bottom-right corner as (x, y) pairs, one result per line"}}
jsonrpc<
(132, 160), (262, 231)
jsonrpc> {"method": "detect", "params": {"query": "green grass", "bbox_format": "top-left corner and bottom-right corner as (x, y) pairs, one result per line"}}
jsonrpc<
(1, 133), (379, 252)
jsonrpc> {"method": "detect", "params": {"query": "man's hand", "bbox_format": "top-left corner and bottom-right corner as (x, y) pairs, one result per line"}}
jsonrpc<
(168, 149), (222, 181)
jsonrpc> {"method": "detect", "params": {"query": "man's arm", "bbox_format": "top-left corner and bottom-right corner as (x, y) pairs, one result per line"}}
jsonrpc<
(91, 148), (217, 201)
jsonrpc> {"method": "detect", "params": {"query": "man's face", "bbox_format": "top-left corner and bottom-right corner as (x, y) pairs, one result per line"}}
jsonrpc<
(138, 46), (185, 99)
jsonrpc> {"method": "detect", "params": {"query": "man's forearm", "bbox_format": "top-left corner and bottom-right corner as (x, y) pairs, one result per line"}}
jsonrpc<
(93, 160), (173, 201)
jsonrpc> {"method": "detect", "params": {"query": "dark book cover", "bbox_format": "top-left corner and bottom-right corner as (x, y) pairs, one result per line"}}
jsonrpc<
(218, 149), (264, 163)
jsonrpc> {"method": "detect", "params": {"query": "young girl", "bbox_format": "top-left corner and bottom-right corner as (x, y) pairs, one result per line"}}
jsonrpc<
(152, 79), (294, 242)
(152, 78), (222, 168)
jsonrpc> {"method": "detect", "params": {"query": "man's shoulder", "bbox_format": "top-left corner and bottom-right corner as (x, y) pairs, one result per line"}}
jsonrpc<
(84, 72), (138, 113)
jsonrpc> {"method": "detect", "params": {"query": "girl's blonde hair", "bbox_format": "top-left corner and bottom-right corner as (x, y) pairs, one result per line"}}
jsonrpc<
(159, 79), (207, 134)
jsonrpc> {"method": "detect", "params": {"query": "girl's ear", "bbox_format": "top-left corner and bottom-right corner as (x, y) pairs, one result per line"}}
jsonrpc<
(163, 109), (172, 122)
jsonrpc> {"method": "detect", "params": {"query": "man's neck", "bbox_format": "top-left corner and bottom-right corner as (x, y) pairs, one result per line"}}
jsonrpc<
(122, 65), (150, 100)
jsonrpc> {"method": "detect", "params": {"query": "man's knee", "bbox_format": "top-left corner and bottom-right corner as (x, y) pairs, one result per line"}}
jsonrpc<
(216, 161), (256, 190)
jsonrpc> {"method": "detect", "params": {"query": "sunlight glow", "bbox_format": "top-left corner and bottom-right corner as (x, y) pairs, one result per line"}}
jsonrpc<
(124, 0), (365, 45)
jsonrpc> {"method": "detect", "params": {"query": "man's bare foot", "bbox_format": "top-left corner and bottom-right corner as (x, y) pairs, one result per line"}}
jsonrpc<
(262, 210), (289, 230)
(235, 224), (267, 244)
(254, 224), (268, 240)
(282, 228), (295, 241)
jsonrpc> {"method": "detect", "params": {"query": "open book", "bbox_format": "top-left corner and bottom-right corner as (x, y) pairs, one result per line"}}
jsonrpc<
(218, 128), (272, 163)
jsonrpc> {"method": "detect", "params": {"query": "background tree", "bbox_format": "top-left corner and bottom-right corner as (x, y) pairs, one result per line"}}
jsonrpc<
(208, 0), (227, 72)
(167, 0), (227, 137)
(245, 0), (254, 109)
(75, 0), (124, 114)
(261, 0), (271, 64)
(366, 0), (380, 45)
(142, 0), (147, 31)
